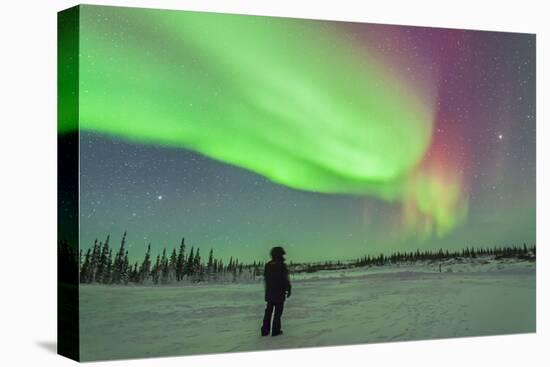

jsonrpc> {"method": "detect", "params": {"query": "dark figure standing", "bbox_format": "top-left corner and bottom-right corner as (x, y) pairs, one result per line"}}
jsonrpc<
(261, 246), (291, 337)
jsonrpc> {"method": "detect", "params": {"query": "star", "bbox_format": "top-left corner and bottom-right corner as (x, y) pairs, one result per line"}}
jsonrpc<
(157, 195), (163, 200)
(498, 134), (503, 140)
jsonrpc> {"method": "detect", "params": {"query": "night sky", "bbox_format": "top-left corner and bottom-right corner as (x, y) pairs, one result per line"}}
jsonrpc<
(75, 6), (535, 263)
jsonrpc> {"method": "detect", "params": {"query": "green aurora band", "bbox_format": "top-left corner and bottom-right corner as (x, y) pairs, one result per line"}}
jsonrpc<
(60, 6), (467, 237)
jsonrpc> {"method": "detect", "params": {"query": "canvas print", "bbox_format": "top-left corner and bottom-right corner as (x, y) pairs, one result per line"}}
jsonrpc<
(57, 4), (536, 362)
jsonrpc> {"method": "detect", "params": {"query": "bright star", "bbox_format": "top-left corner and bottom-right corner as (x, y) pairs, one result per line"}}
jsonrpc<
(157, 195), (163, 200)
(498, 134), (503, 140)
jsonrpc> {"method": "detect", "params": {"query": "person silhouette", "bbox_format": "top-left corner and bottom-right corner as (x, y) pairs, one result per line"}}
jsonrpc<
(261, 246), (291, 336)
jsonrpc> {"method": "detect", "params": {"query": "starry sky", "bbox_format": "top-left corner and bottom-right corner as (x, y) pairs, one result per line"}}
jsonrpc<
(72, 6), (535, 263)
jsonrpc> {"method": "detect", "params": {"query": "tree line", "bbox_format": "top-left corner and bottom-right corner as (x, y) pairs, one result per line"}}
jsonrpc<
(78, 232), (262, 285)
(294, 244), (536, 273)
(57, 232), (536, 286)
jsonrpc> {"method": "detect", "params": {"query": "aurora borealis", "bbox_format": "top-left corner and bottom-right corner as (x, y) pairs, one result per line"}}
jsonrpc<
(74, 7), (442, 207)
(66, 5), (535, 262)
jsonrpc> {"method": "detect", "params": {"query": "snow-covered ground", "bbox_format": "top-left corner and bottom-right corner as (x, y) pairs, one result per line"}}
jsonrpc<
(290, 256), (535, 280)
(79, 259), (536, 361)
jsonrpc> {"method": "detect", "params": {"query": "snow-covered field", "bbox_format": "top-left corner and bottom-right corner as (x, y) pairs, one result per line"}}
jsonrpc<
(79, 260), (536, 361)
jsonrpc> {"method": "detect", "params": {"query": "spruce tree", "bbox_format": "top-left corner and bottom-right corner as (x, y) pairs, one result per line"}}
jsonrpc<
(186, 247), (195, 277)
(102, 249), (112, 284)
(194, 248), (201, 277)
(160, 248), (168, 283)
(176, 238), (186, 281)
(131, 262), (138, 283)
(89, 240), (100, 282)
(121, 250), (129, 284)
(169, 248), (177, 282)
(207, 248), (214, 279)
(139, 243), (152, 284)
(232, 258), (237, 281)
(80, 248), (92, 283)
(96, 235), (110, 284)
(112, 231), (127, 284)
(152, 254), (161, 284)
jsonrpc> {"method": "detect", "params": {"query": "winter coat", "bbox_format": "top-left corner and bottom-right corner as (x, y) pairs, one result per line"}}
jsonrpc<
(264, 260), (291, 302)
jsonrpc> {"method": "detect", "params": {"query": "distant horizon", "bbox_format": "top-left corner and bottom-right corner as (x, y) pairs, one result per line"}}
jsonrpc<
(75, 231), (536, 265)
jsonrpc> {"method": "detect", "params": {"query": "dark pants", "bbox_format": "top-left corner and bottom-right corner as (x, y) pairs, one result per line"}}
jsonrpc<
(261, 301), (284, 335)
